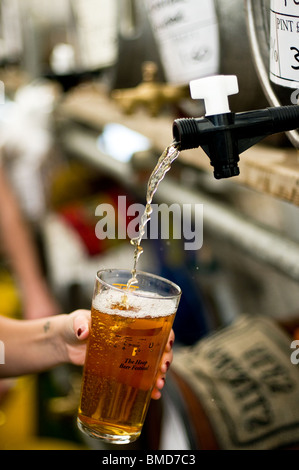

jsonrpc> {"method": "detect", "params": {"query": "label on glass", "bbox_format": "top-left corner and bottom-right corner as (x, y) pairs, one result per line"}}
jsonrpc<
(144, 0), (219, 84)
(270, 0), (299, 88)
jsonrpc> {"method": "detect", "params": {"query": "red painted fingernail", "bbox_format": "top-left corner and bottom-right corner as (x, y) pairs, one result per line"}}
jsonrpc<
(166, 361), (170, 370)
(77, 328), (82, 337)
(170, 340), (173, 348)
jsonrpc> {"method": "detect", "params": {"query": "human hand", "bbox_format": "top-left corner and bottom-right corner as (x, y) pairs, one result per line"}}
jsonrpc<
(60, 309), (91, 366)
(151, 329), (175, 400)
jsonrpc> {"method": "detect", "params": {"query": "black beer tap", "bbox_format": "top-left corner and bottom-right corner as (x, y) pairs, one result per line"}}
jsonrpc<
(173, 75), (299, 179)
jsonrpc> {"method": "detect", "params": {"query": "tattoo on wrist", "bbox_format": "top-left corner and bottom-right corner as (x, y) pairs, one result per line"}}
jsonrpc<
(43, 321), (50, 333)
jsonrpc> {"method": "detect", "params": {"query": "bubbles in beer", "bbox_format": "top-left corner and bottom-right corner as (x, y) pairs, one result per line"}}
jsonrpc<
(78, 289), (177, 439)
(94, 289), (177, 319)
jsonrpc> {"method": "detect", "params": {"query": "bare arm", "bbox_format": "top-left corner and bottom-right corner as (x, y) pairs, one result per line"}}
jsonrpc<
(0, 310), (90, 378)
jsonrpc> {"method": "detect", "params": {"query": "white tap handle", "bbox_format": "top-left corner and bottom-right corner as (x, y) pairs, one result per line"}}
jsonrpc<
(190, 75), (239, 116)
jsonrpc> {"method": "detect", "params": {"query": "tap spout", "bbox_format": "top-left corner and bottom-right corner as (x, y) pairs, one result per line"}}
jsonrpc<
(173, 75), (299, 179)
(173, 105), (299, 179)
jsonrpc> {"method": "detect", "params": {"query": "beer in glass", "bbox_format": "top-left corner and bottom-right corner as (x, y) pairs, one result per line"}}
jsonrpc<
(77, 269), (181, 444)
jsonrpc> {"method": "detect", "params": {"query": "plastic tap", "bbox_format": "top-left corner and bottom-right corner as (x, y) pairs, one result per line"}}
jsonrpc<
(173, 75), (299, 179)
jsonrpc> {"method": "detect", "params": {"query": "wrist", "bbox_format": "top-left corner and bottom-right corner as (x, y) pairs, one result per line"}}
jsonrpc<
(51, 314), (71, 366)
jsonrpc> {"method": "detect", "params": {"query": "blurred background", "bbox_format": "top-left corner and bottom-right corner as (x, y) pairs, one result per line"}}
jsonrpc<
(1, 0), (299, 451)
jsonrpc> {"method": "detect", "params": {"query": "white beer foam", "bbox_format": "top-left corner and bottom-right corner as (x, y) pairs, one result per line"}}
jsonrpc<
(93, 289), (177, 318)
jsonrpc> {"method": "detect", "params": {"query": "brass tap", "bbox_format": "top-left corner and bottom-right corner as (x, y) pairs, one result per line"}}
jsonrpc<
(111, 61), (188, 116)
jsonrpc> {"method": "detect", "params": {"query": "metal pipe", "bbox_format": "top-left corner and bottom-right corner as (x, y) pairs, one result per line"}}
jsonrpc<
(59, 126), (134, 183)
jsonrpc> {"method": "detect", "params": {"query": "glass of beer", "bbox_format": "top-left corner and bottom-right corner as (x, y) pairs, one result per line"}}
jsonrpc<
(77, 268), (181, 444)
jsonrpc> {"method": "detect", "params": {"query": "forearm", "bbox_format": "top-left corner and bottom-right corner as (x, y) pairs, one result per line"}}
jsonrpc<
(0, 315), (66, 378)
(0, 310), (90, 378)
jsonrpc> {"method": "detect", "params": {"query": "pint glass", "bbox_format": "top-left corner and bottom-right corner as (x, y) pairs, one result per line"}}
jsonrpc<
(77, 269), (181, 444)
